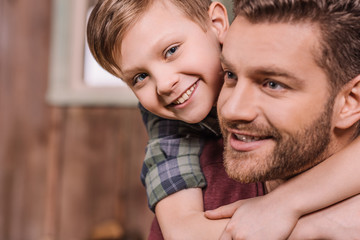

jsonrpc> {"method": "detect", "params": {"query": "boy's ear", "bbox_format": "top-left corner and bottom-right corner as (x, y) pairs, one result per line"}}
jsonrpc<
(334, 75), (360, 130)
(208, 2), (229, 44)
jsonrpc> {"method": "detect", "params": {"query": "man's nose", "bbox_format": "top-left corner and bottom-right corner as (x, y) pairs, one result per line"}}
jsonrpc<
(219, 82), (258, 122)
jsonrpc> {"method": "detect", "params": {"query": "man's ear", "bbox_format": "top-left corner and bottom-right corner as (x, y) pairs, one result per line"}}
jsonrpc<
(208, 2), (229, 44)
(335, 75), (360, 129)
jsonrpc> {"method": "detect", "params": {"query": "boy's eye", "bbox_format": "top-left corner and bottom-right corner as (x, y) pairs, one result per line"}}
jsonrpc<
(133, 73), (149, 85)
(165, 46), (178, 58)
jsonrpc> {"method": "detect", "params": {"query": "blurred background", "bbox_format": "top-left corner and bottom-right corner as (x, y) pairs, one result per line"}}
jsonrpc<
(0, 0), (233, 239)
(0, 0), (153, 239)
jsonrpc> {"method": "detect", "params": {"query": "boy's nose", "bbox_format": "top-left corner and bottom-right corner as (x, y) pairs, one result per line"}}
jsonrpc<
(155, 73), (179, 96)
(219, 83), (258, 122)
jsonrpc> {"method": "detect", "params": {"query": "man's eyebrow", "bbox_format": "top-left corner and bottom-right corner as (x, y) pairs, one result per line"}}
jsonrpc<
(249, 67), (305, 84)
(220, 53), (236, 70)
(220, 53), (305, 85)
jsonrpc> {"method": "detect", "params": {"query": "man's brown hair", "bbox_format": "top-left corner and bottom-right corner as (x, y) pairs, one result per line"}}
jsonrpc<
(233, 0), (360, 91)
(87, 0), (212, 77)
(234, 0), (360, 135)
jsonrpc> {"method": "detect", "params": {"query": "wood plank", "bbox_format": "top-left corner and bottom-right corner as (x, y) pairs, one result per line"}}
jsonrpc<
(58, 107), (152, 240)
(43, 107), (66, 240)
(0, 0), (52, 239)
(0, 0), (154, 239)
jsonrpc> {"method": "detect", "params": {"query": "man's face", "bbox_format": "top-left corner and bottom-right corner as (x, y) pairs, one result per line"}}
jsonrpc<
(218, 17), (335, 183)
(119, 0), (224, 123)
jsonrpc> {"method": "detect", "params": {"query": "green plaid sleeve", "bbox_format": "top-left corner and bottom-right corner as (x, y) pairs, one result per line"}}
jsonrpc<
(142, 135), (207, 211)
(139, 104), (209, 211)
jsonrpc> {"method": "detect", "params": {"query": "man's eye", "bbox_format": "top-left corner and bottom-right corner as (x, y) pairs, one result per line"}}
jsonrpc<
(165, 46), (178, 58)
(264, 80), (284, 90)
(133, 73), (148, 85)
(223, 71), (237, 86)
(224, 71), (237, 80)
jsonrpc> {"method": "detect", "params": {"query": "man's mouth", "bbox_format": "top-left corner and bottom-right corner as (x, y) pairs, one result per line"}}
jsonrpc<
(229, 132), (273, 152)
(233, 133), (269, 143)
(173, 82), (197, 105)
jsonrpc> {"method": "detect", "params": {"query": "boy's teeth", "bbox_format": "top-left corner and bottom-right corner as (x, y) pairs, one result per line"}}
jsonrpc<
(173, 84), (196, 105)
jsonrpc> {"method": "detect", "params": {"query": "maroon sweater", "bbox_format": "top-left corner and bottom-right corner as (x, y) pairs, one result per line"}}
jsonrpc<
(148, 138), (265, 239)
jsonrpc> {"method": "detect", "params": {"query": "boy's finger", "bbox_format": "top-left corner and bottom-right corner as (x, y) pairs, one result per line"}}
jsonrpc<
(204, 202), (240, 219)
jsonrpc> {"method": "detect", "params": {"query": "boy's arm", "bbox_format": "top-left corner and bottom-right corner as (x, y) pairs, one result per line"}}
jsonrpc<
(288, 193), (360, 239)
(139, 105), (229, 239)
(139, 104), (207, 211)
(156, 188), (229, 240)
(141, 135), (206, 210)
(146, 133), (229, 239)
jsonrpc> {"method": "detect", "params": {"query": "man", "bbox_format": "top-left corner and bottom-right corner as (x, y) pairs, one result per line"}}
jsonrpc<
(214, 0), (360, 238)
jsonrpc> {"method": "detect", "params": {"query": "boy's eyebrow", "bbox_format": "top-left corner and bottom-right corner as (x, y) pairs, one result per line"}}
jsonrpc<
(120, 67), (141, 81)
(120, 35), (179, 80)
(121, 68), (135, 79)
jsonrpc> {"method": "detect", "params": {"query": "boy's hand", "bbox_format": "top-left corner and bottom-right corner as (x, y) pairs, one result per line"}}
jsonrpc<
(205, 195), (299, 240)
(204, 199), (244, 219)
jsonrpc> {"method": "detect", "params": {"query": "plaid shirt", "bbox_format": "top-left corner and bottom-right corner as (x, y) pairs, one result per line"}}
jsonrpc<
(139, 104), (221, 211)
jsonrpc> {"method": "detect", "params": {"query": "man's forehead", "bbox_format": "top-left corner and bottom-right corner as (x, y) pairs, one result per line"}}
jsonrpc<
(220, 21), (331, 93)
(222, 18), (322, 66)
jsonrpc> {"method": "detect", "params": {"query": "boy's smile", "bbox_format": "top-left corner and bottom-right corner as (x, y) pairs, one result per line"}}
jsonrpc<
(117, 0), (227, 123)
(172, 81), (198, 106)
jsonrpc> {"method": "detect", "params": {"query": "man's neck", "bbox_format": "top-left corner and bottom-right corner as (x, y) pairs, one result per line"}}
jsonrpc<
(264, 180), (285, 193)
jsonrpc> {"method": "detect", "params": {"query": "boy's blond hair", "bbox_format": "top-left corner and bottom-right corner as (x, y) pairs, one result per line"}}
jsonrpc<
(87, 0), (212, 77)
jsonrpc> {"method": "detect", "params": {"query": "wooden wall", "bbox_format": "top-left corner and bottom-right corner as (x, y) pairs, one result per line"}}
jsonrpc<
(0, 0), (153, 240)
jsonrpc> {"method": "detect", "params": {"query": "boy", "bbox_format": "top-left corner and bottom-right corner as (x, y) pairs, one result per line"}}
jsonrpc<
(87, 0), (360, 239)
(88, 1), (256, 238)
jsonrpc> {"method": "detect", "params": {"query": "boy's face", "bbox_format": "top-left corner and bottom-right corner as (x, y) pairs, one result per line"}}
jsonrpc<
(118, 0), (224, 123)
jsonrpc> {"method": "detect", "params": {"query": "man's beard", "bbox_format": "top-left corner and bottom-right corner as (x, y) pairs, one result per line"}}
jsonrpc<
(220, 99), (334, 183)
